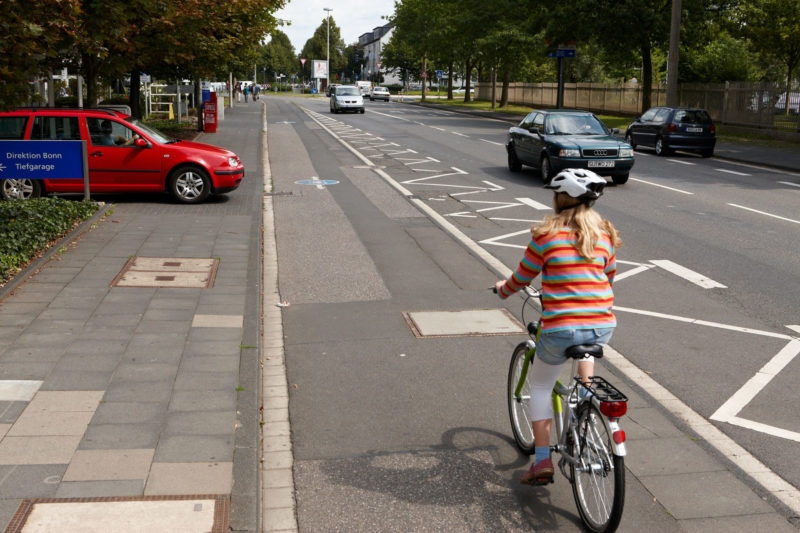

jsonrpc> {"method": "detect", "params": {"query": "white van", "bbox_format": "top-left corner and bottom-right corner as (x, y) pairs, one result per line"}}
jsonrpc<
(356, 81), (373, 96)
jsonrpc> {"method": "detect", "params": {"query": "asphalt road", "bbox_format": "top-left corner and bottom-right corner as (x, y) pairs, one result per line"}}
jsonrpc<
(267, 95), (800, 530)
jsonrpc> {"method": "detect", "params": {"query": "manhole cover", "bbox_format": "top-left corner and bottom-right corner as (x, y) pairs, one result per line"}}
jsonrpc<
(404, 309), (525, 338)
(7, 495), (228, 533)
(111, 258), (219, 288)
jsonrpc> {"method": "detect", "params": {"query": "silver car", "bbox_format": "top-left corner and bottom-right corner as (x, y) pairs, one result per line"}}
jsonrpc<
(369, 87), (390, 102)
(330, 85), (365, 114)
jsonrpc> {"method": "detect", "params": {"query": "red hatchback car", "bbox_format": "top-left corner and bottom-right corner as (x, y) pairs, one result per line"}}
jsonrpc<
(0, 107), (244, 203)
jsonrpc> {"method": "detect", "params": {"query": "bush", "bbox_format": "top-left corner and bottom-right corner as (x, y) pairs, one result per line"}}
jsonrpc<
(385, 84), (404, 94)
(0, 198), (100, 285)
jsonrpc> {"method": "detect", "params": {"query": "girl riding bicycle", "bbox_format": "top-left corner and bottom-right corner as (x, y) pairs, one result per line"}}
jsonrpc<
(495, 168), (622, 486)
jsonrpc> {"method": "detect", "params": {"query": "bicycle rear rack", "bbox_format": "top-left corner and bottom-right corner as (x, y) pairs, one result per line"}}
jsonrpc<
(576, 376), (628, 403)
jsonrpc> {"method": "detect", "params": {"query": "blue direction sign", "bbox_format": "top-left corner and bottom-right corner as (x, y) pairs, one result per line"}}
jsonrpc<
(547, 48), (576, 58)
(0, 140), (85, 180)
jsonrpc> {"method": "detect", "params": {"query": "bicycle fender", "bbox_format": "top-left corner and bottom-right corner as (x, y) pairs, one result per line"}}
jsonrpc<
(606, 417), (627, 456)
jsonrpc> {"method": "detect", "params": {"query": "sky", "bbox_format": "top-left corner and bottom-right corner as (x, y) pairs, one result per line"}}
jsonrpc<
(274, 0), (397, 54)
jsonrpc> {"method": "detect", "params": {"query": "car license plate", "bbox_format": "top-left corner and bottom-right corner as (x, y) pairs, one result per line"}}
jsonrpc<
(588, 160), (615, 168)
(686, 127), (703, 132)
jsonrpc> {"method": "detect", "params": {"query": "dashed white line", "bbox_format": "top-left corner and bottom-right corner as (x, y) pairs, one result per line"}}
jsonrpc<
(716, 168), (751, 176)
(778, 181), (800, 188)
(728, 203), (800, 225)
(451, 131), (468, 137)
(481, 139), (504, 146)
(667, 159), (695, 165)
(629, 177), (694, 195)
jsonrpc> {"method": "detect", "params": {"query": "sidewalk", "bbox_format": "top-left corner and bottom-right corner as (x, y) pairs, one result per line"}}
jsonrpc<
(0, 96), (797, 532)
(0, 103), (264, 532)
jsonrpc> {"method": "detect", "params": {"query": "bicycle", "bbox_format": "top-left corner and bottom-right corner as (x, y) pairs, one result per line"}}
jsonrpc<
(502, 287), (629, 533)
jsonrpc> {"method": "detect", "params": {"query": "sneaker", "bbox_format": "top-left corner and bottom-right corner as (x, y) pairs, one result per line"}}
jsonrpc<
(520, 457), (554, 485)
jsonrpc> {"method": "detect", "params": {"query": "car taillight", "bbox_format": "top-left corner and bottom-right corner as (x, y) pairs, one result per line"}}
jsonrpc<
(613, 430), (626, 444)
(600, 401), (627, 418)
(667, 123), (677, 132)
(711, 125), (716, 134)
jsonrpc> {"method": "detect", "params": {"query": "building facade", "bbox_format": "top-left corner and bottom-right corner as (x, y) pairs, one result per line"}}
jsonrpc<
(358, 24), (402, 86)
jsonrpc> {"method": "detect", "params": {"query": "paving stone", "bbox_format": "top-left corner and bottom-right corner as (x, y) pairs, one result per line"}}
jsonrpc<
(0, 316), (35, 328)
(0, 402), (27, 424)
(7, 410), (94, 437)
(187, 327), (242, 342)
(154, 434), (234, 462)
(64, 339), (128, 356)
(38, 308), (95, 321)
(179, 355), (240, 374)
(26, 391), (104, 413)
(52, 354), (121, 373)
(0, 363), (54, 381)
(91, 402), (167, 425)
(84, 313), (143, 327)
(0, 380), (42, 401)
(75, 325), (135, 341)
(142, 308), (197, 322)
(0, 464), (67, 498)
(40, 371), (112, 391)
(63, 448), (155, 481)
(0, 436), (81, 464)
(168, 390), (236, 412)
(22, 319), (85, 335)
(80, 424), (161, 450)
(174, 372), (237, 391)
(182, 341), (241, 357)
(144, 462), (233, 495)
(113, 363), (179, 382)
(55, 479), (146, 498)
(191, 314), (244, 328)
(102, 381), (173, 404)
(163, 411), (235, 435)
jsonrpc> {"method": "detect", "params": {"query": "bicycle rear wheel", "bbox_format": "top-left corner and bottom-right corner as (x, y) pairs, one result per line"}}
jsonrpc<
(507, 342), (535, 454)
(570, 402), (625, 533)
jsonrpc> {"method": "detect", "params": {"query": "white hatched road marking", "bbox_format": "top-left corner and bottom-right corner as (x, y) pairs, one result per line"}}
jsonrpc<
(515, 197), (551, 210)
(728, 203), (800, 225)
(650, 259), (727, 288)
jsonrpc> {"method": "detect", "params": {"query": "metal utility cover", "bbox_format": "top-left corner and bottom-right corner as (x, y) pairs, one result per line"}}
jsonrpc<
(112, 257), (219, 288)
(404, 309), (525, 338)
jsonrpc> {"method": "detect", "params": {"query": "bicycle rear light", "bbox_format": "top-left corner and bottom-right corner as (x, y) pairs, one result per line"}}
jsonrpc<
(613, 430), (626, 444)
(600, 401), (627, 418)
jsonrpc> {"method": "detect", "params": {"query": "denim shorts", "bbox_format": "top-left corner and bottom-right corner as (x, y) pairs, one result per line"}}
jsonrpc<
(536, 328), (614, 365)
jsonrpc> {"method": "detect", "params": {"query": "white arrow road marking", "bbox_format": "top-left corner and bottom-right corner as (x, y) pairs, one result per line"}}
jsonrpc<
(613, 264), (655, 282)
(728, 203), (800, 225)
(650, 259), (727, 288)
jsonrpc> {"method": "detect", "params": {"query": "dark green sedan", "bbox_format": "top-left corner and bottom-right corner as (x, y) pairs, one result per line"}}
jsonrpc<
(506, 110), (635, 184)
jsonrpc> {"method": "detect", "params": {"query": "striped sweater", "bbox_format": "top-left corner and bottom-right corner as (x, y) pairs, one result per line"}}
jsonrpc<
(498, 228), (617, 332)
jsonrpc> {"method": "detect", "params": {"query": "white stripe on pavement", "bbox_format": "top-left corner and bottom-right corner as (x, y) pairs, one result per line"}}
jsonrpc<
(629, 177), (693, 194)
(728, 203), (800, 225)
(650, 259), (727, 288)
(716, 168), (751, 176)
(515, 197), (551, 210)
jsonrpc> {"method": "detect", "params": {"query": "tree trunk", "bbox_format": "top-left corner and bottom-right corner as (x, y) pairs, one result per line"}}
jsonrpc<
(447, 60), (454, 100)
(641, 39), (652, 113)
(464, 56), (472, 103)
(129, 70), (141, 119)
(421, 54), (427, 102)
(500, 65), (511, 107)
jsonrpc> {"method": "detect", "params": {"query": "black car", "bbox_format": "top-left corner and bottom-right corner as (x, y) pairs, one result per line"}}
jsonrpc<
(506, 110), (634, 184)
(624, 107), (716, 157)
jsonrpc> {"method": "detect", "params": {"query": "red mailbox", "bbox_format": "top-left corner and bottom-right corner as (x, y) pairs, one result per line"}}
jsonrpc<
(203, 93), (218, 133)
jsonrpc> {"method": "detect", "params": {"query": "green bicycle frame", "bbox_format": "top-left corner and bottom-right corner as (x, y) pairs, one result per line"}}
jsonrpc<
(513, 323), (566, 416)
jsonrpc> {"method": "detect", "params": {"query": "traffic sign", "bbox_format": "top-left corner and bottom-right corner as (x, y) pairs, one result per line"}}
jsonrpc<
(436, 70), (443, 79)
(547, 48), (576, 58)
(0, 140), (85, 180)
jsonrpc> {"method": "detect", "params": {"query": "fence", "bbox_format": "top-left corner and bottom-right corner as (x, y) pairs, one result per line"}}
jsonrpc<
(476, 81), (800, 133)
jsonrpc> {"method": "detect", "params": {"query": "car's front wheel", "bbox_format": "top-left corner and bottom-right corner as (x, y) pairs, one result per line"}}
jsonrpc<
(612, 173), (629, 185)
(1, 179), (43, 201)
(624, 132), (637, 150)
(507, 146), (522, 172)
(540, 155), (553, 183)
(168, 166), (211, 204)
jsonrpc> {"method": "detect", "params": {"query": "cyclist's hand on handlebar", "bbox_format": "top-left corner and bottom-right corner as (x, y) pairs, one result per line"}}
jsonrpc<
(493, 280), (505, 295)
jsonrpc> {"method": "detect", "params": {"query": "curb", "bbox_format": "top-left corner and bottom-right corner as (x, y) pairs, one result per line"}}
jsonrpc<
(0, 201), (112, 302)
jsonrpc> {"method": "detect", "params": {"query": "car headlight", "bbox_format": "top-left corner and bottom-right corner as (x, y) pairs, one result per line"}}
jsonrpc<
(620, 148), (634, 158)
(228, 156), (239, 167)
(559, 149), (580, 158)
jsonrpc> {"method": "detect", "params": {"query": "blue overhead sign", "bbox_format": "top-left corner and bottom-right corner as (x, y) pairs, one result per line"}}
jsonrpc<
(0, 140), (85, 180)
(547, 48), (576, 58)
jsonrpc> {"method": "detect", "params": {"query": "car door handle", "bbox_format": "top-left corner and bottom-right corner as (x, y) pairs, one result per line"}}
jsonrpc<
(90, 151), (103, 157)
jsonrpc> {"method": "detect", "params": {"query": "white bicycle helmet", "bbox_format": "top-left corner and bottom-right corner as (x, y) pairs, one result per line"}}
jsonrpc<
(545, 168), (606, 200)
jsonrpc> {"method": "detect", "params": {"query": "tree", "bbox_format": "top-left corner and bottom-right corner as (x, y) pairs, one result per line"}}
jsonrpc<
(300, 17), (344, 84)
(263, 30), (297, 83)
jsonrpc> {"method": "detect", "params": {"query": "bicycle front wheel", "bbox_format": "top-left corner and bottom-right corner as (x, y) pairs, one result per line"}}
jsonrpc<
(507, 342), (535, 454)
(570, 402), (625, 533)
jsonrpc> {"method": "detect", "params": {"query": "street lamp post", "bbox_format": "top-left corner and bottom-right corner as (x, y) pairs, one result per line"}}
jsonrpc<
(324, 8), (332, 92)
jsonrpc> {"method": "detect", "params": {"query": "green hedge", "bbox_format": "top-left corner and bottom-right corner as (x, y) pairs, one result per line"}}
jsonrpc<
(0, 198), (100, 285)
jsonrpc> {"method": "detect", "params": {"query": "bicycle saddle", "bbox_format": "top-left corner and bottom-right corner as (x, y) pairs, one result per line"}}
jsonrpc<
(565, 344), (604, 359)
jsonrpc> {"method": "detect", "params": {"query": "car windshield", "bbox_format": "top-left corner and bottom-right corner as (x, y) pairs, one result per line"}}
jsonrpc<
(126, 118), (176, 143)
(674, 110), (712, 124)
(545, 114), (608, 135)
(337, 87), (360, 96)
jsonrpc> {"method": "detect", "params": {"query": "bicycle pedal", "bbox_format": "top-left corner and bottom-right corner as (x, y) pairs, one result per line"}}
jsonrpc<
(532, 476), (554, 486)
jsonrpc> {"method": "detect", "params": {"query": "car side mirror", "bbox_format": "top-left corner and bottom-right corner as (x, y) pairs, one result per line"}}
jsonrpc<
(134, 138), (148, 148)
(634, 116), (641, 122)
(529, 127), (540, 135)
(611, 127), (620, 134)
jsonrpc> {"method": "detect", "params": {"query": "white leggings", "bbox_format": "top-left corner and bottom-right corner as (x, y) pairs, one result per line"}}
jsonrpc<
(529, 356), (593, 421)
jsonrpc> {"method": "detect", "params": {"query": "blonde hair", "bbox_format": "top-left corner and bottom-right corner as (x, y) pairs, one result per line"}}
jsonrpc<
(532, 192), (622, 260)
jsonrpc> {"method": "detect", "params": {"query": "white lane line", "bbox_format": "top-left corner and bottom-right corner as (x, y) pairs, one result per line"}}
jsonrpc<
(728, 203), (800, 225)
(629, 177), (694, 195)
(431, 126), (446, 131)
(488, 217), (541, 223)
(716, 168), (751, 176)
(650, 259), (726, 288)
(515, 197), (551, 210)
(481, 139), (504, 146)
(667, 159), (695, 165)
(778, 181), (800, 188)
(451, 131), (468, 137)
